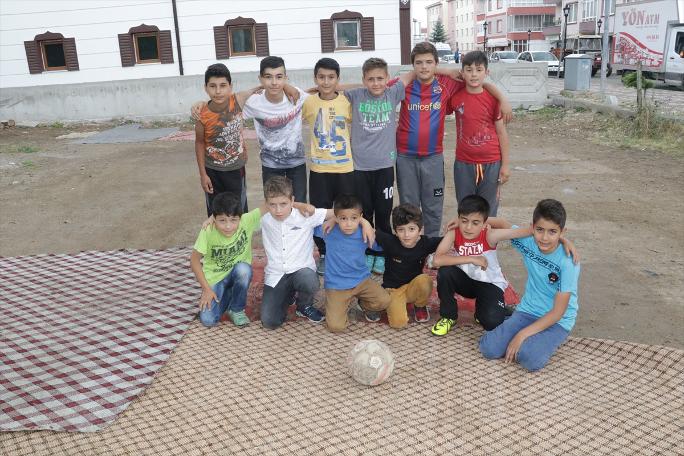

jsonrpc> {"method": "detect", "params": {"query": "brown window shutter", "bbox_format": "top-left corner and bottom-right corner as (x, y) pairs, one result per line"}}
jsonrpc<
(213, 26), (229, 59)
(158, 30), (174, 64)
(320, 19), (334, 53)
(118, 33), (135, 66)
(255, 23), (269, 57)
(24, 40), (44, 74)
(63, 37), (79, 71)
(360, 17), (375, 51)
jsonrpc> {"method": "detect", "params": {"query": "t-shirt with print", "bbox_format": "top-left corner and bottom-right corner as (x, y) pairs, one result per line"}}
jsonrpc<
(242, 89), (309, 169)
(302, 93), (353, 173)
(314, 225), (379, 290)
(344, 81), (405, 171)
(198, 95), (246, 172)
(193, 208), (261, 285)
(511, 235), (580, 331)
(449, 89), (502, 164)
(375, 230), (442, 289)
(452, 227), (508, 291)
(391, 75), (464, 157)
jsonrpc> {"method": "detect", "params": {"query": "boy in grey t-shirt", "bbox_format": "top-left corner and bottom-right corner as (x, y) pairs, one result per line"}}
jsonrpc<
(344, 57), (414, 274)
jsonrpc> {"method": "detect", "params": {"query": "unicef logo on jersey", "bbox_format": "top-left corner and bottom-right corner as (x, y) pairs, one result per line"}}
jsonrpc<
(433, 102), (441, 110)
(432, 85), (442, 94)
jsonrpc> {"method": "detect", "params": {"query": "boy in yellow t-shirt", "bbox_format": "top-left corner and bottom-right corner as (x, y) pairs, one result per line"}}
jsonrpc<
(302, 58), (354, 275)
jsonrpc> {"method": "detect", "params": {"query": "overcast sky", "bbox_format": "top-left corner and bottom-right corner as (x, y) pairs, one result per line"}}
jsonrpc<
(412, 0), (430, 26)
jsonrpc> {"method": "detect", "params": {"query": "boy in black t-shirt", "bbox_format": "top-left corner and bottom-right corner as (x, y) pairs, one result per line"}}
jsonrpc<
(374, 204), (442, 328)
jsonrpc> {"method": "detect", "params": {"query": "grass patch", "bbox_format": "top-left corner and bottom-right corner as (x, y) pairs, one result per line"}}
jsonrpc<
(520, 106), (565, 122)
(0, 144), (40, 154)
(50, 121), (65, 129)
(21, 160), (35, 168)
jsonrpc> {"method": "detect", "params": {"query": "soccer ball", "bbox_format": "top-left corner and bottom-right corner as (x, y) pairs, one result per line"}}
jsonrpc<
(348, 339), (395, 386)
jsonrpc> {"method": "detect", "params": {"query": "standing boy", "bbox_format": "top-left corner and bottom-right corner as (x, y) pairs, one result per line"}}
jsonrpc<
(392, 42), (512, 237)
(449, 50), (511, 216)
(479, 199), (580, 372)
(302, 58), (355, 275)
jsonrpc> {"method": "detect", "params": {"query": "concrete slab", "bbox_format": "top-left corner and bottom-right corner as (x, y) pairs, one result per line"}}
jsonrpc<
(73, 124), (178, 144)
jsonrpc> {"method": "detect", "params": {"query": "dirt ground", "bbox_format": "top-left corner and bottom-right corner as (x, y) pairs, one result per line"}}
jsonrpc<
(1, 110), (682, 349)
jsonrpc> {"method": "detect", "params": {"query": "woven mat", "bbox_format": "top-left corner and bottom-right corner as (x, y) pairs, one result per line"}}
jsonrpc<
(2, 322), (682, 455)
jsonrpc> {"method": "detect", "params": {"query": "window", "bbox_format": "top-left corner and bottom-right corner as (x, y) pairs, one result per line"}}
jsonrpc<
(581, 0), (597, 20)
(321, 10), (375, 53)
(497, 0), (503, 9)
(488, 0), (493, 11)
(513, 40), (527, 53)
(497, 20), (503, 33)
(118, 25), (173, 67)
(213, 17), (269, 59)
(510, 15), (554, 32)
(24, 31), (79, 74)
(567, 3), (578, 23)
(674, 32), (684, 57)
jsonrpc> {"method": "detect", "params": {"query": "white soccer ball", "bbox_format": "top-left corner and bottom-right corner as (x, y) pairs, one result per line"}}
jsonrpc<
(347, 339), (395, 386)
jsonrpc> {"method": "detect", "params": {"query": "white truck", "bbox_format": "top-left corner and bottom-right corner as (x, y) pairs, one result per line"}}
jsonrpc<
(613, 0), (684, 87)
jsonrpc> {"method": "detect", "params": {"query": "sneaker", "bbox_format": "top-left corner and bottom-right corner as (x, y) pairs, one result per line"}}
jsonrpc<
(365, 254), (375, 272)
(296, 305), (325, 323)
(414, 305), (430, 323)
(372, 256), (385, 274)
(316, 254), (326, 276)
(431, 317), (456, 336)
(364, 311), (382, 322)
(228, 310), (250, 327)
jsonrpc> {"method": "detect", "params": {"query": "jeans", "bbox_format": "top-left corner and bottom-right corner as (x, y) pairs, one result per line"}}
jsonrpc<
(261, 268), (320, 329)
(262, 164), (307, 202)
(198, 262), (253, 327)
(479, 311), (570, 372)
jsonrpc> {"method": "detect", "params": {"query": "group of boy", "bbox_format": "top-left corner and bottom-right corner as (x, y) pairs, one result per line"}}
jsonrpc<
(190, 42), (581, 372)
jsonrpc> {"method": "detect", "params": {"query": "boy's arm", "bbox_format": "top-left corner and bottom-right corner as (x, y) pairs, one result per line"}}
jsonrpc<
(397, 70), (416, 87)
(487, 225), (532, 245)
(234, 85), (266, 108)
(483, 83), (513, 124)
(194, 123), (213, 194)
(487, 217), (513, 229)
(359, 218), (376, 248)
(495, 118), (510, 185)
(434, 66), (463, 81)
(190, 250), (218, 311)
(431, 231), (487, 270)
(504, 292), (571, 363)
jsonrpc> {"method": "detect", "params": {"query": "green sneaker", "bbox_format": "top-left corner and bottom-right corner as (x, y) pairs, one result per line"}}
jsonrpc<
(431, 317), (456, 336)
(228, 310), (250, 327)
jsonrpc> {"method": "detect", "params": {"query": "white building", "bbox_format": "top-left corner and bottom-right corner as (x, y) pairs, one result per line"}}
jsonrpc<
(448, 0), (477, 51)
(0, 0), (413, 89)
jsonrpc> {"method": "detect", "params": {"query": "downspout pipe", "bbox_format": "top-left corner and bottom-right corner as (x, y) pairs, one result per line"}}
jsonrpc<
(171, 0), (184, 75)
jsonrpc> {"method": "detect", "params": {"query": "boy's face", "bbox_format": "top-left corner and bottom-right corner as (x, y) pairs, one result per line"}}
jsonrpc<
(315, 68), (339, 97)
(214, 214), (241, 238)
(266, 195), (294, 221)
(259, 66), (287, 98)
(335, 208), (363, 235)
(205, 76), (233, 104)
(458, 212), (487, 240)
(413, 53), (438, 83)
(363, 68), (388, 97)
(462, 63), (489, 89)
(395, 222), (422, 248)
(532, 217), (564, 254)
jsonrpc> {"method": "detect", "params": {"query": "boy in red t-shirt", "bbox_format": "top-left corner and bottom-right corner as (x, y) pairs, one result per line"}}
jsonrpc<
(449, 51), (510, 216)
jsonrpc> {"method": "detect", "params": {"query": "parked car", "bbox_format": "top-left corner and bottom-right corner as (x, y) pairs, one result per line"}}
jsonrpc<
(440, 54), (456, 64)
(517, 51), (560, 74)
(490, 51), (519, 63)
(591, 53), (613, 77)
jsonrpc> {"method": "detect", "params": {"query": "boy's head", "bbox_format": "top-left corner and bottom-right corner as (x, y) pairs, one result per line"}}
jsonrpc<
(259, 56), (287, 98)
(461, 51), (489, 90)
(333, 194), (363, 235)
(456, 195), (490, 240)
(204, 63), (233, 104)
(314, 57), (341, 98)
(211, 192), (243, 238)
(410, 42), (439, 83)
(361, 57), (389, 97)
(263, 175), (294, 221)
(392, 204), (423, 248)
(532, 199), (567, 254)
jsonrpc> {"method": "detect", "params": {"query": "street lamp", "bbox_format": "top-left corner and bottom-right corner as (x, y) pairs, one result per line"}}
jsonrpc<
(527, 29), (532, 51)
(597, 18), (603, 35)
(483, 21), (488, 53)
(559, 3), (570, 78)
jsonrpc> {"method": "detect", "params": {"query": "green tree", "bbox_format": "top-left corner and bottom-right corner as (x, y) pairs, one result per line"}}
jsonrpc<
(430, 20), (447, 43)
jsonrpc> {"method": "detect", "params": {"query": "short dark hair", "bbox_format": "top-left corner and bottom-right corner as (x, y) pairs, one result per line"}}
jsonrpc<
(457, 195), (490, 220)
(392, 203), (423, 230)
(263, 175), (293, 200)
(204, 63), (231, 85)
(533, 199), (567, 229)
(314, 57), (340, 77)
(362, 57), (388, 76)
(211, 192), (242, 217)
(462, 50), (488, 69)
(260, 56), (286, 76)
(411, 42), (438, 64)
(333, 194), (362, 214)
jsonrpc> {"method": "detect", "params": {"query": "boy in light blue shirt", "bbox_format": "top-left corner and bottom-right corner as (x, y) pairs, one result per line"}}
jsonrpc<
(479, 199), (580, 371)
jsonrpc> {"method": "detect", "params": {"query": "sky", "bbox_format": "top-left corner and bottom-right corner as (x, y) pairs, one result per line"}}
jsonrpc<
(412, 0), (430, 27)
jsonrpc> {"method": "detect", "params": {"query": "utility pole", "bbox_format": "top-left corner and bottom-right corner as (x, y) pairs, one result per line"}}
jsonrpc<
(600, 0), (611, 94)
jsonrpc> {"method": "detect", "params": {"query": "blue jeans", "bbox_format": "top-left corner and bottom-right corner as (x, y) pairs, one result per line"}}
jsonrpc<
(260, 268), (319, 329)
(479, 311), (570, 372)
(199, 262), (252, 327)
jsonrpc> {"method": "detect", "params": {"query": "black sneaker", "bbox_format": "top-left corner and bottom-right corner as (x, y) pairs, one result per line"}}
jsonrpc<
(316, 255), (325, 276)
(296, 305), (325, 323)
(364, 311), (381, 322)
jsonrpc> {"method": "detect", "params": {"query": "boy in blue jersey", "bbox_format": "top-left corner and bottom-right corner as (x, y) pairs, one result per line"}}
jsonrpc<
(479, 199), (580, 372)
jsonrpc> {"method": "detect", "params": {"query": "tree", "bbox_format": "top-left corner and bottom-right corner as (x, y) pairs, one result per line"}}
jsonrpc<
(430, 20), (447, 43)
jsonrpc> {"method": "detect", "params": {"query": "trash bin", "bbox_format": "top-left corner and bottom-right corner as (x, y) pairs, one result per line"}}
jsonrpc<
(563, 54), (593, 91)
